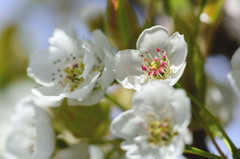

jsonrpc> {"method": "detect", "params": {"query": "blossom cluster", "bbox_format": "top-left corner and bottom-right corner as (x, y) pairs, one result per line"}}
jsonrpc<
(4, 22), (240, 159)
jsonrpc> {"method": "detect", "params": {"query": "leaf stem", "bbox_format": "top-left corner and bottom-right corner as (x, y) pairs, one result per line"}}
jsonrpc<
(185, 145), (224, 159)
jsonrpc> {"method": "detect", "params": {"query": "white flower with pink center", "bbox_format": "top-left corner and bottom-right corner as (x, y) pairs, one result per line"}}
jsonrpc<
(110, 81), (191, 159)
(228, 47), (240, 94)
(114, 25), (187, 91)
(27, 25), (115, 106)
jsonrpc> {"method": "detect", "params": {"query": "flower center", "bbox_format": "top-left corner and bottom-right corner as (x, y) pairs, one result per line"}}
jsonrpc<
(63, 62), (85, 92)
(141, 48), (171, 79)
(145, 113), (177, 146)
(51, 54), (104, 92)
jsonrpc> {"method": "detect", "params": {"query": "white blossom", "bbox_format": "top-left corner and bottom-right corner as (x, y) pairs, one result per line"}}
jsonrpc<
(114, 25), (187, 91)
(27, 25), (115, 106)
(228, 47), (240, 94)
(4, 97), (55, 159)
(110, 81), (191, 159)
(205, 55), (236, 125)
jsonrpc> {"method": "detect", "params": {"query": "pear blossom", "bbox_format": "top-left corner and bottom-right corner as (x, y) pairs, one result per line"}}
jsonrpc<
(110, 81), (191, 159)
(205, 55), (236, 125)
(228, 47), (240, 94)
(4, 97), (55, 159)
(27, 25), (115, 106)
(114, 25), (187, 91)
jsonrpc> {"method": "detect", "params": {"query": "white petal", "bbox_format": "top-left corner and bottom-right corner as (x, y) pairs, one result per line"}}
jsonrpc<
(120, 75), (147, 91)
(81, 41), (95, 79)
(136, 26), (170, 54)
(231, 47), (240, 71)
(110, 110), (145, 140)
(228, 71), (240, 93)
(158, 135), (185, 159)
(49, 27), (77, 57)
(114, 49), (146, 90)
(28, 51), (58, 87)
(132, 81), (191, 127)
(168, 32), (187, 67)
(32, 86), (64, 105)
(62, 72), (100, 99)
(5, 132), (33, 159)
(169, 89), (191, 131)
(92, 29), (114, 60)
(169, 62), (186, 86)
(98, 62), (115, 91)
(132, 81), (174, 119)
(71, 89), (104, 106)
(32, 106), (55, 159)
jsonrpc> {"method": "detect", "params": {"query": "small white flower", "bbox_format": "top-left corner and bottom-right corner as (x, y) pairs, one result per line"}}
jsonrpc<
(4, 97), (55, 159)
(110, 81), (191, 159)
(114, 25), (187, 91)
(205, 55), (236, 125)
(228, 47), (240, 94)
(28, 25), (115, 106)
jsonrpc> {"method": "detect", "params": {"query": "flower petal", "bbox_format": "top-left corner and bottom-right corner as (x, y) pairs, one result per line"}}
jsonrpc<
(169, 89), (191, 131)
(92, 29), (115, 60)
(114, 49), (146, 90)
(70, 89), (104, 106)
(32, 106), (55, 159)
(132, 81), (191, 126)
(136, 26), (170, 54)
(168, 32), (187, 67)
(231, 47), (240, 71)
(32, 86), (64, 106)
(49, 27), (77, 57)
(169, 62), (186, 86)
(27, 51), (58, 87)
(132, 81), (174, 119)
(228, 71), (240, 93)
(110, 110), (145, 140)
(62, 71), (100, 99)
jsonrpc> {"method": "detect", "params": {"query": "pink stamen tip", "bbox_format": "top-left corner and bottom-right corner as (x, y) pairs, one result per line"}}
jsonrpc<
(159, 67), (165, 74)
(141, 54), (144, 57)
(162, 54), (167, 58)
(148, 71), (152, 76)
(141, 65), (147, 71)
(162, 51), (164, 53)
(159, 61), (166, 67)
(153, 70), (159, 75)
(160, 122), (168, 127)
(154, 57), (159, 61)
(156, 48), (160, 52)
(149, 66), (154, 70)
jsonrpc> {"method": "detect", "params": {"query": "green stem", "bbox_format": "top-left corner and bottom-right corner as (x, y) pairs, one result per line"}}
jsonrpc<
(185, 145), (224, 159)
(195, 0), (206, 36)
(175, 83), (238, 155)
(192, 108), (227, 158)
(104, 94), (127, 111)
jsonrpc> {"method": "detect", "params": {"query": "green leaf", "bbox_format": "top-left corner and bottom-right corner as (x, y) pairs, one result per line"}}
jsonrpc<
(0, 26), (28, 88)
(106, 0), (140, 49)
(50, 99), (110, 140)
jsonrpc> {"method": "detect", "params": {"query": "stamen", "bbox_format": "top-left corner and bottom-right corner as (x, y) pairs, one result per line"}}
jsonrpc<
(141, 65), (147, 71)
